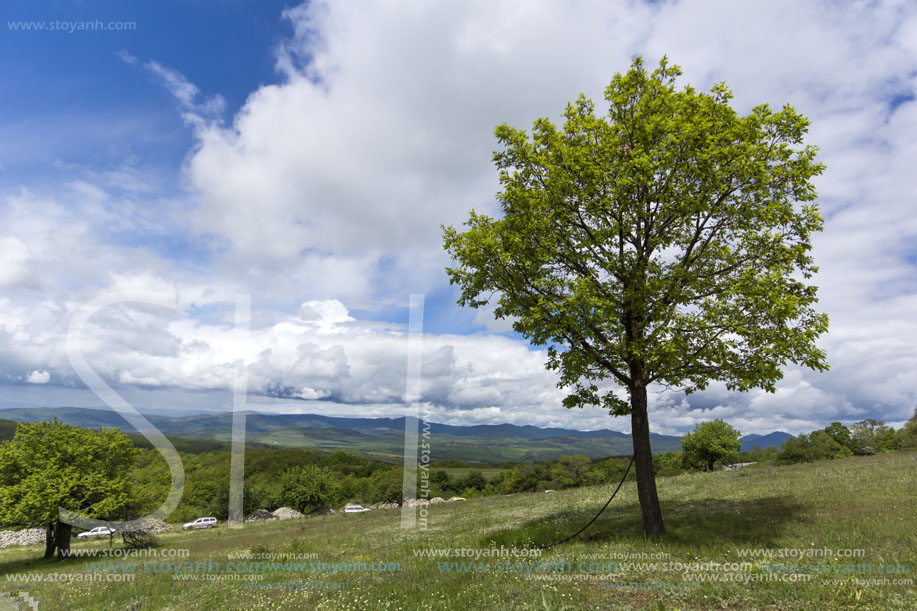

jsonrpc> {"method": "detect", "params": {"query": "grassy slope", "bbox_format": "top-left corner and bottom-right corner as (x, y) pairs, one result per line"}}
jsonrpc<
(1, 452), (914, 610)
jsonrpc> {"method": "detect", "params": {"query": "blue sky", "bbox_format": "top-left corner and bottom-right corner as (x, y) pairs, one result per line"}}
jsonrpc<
(1, 0), (916, 435)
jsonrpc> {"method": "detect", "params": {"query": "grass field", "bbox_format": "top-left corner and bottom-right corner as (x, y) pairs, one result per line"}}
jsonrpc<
(1, 452), (914, 610)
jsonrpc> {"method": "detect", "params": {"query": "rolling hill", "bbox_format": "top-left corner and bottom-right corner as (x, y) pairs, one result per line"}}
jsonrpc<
(740, 431), (794, 451)
(0, 407), (683, 462)
(0, 407), (797, 461)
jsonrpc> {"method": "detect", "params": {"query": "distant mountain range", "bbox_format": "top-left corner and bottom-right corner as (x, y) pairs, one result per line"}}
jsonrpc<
(740, 431), (794, 452)
(0, 407), (792, 463)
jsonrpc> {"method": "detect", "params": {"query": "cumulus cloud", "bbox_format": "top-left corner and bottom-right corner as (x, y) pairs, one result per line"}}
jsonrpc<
(0, 293), (573, 422)
(26, 370), (50, 384)
(185, 0), (652, 298)
(2, 0), (916, 435)
(0, 236), (30, 288)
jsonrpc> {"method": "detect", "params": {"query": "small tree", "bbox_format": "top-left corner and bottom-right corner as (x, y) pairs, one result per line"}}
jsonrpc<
(443, 56), (828, 536)
(850, 419), (899, 455)
(810, 430), (848, 459)
(550, 455), (591, 488)
(121, 528), (158, 550)
(778, 434), (812, 464)
(0, 419), (137, 558)
(897, 408), (917, 450)
(823, 422), (854, 452)
(681, 419), (741, 471)
(277, 465), (336, 513)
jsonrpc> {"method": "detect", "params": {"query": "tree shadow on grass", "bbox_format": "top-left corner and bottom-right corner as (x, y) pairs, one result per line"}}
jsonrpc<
(0, 553), (61, 582)
(0, 545), (115, 578)
(482, 496), (808, 550)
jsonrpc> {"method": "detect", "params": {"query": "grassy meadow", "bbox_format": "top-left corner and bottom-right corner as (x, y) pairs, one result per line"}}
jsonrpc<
(1, 452), (914, 610)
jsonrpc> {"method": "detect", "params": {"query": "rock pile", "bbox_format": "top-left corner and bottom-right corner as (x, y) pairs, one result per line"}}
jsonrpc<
(245, 509), (276, 522)
(403, 497), (448, 507)
(0, 529), (45, 548)
(127, 518), (173, 534)
(368, 502), (399, 510)
(271, 507), (305, 520)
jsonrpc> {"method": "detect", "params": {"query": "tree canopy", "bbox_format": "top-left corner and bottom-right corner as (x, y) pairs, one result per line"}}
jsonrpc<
(443, 56), (828, 536)
(0, 419), (137, 557)
(898, 408), (917, 450)
(278, 464), (337, 513)
(681, 419), (741, 471)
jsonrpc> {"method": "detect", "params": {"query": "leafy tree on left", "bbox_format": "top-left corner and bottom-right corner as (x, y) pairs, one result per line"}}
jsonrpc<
(0, 419), (138, 558)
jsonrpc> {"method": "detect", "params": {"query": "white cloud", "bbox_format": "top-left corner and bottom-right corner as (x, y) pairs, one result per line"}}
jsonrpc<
(144, 61), (226, 126)
(0, 236), (30, 288)
(2, 0), (916, 435)
(185, 0), (651, 285)
(25, 370), (50, 384)
(116, 50), (138, 66)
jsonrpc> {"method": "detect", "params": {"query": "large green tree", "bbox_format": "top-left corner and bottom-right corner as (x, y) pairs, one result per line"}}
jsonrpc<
(443, 57), (828, 536)
(681, 419), (741, 471)
(0, 419), (138, 557)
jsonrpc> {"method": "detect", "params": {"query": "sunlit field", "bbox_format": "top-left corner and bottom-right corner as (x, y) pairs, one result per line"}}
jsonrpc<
(2, 452), (914, 610)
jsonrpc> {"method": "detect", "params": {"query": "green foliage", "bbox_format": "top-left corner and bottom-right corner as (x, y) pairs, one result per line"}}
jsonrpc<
(277, 465), (337, 513)
(778, 434), (817, 464)
(742, 444), (780, 465)
(774, 416), (916, 466)
(455, 470), (487, 491)
(549, 455), (591, 489)
(428, 459), (472, 468)
(823, 421), (854, 450)
(778, 429), (852, 464)
(897, 408), (917, 450)
(850, 419), (900, 455)
(444, 56), (828, 536)
(429, 470), (450, 490)
(681, 419), (741, 471)
(0, 419), (138, 557)
(0, 419), (18, 443)
(0, 419), (137, 526)
(118, 411), (916, 522)
(364, 467), (404, 504)
(443, 55), (828, 415)
(652, 451), (685, 476)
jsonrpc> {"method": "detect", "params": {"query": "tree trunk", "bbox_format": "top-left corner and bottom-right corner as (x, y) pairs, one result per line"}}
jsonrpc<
(630, 383), (665, 537)
(44, 522), (56, 559)
(54, 521), (72, 559)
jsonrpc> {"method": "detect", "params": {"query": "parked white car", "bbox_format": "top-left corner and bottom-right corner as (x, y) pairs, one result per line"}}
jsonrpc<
(76, 526), (116, 538)
(182, 517), (218, 530)
(344, 504), (369, 513)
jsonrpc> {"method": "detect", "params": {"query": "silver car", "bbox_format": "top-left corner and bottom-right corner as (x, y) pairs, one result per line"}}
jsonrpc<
(76, 526), (116, 538)
(182, 517), (218, 530)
